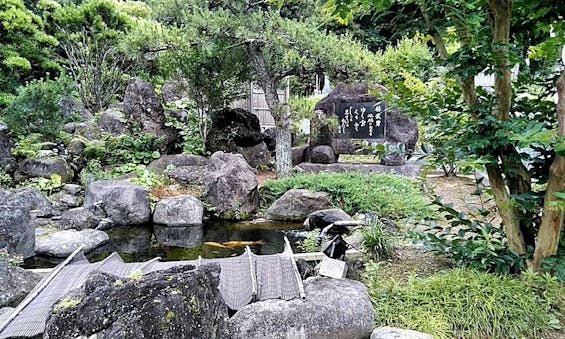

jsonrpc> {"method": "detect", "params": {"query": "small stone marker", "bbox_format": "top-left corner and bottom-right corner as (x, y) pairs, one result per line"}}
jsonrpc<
(319, 256), (348, 279)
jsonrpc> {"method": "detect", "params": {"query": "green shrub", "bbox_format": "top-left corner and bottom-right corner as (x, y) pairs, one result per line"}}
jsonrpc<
(16, 174), (63, 195)
(260, 173), (434, 220)
(3, 77), (75, 140)
(297, 229), (326, 253)
(360, 220), (395, 260)
(83, 134), (163, 165)
(364, 269), (562, 338)
(411, 198), (526, 274)
(165, 99), (206, 155)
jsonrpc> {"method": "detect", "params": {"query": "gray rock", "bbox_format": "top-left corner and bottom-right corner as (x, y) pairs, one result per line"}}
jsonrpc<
(0, 188), (54, 217)
(147, 154), (209, 174)
(59, 207), (100, 230)
(292, 145), (308, 166)
(50, 192), (83, 208)
(265, 189), (332, 221)
(44, 264), (230, 339)
(67, 138), (87, 157)
(0, 259), (41, 307)
(311, 145), (337, 164)
(14, 157), (74, 183)
(229, 276), (374, 339)
(0, 206), (34, 259)
(61, 99), (93, 122)
(64, 122), (98, 140)
(0, 122), (16, 173)
(168, 152), (258, 220)
(385, 111), (419, 155)
(123, 78), (176, 151)
(371, 327), (433, 339)
(304, 208), (353, 231)
(295, 163), (422, 178)
(154, 225), (203, 248)
(203, 152), (259, 219)
(262, 127), (277, 152)
(98, 107), (126, 136)
(161, 79), (190, 104)
(35, 229), (109, 258)
(84, 180), (151, 227)
(153, 195), (203, 227)
(381, 152), (406, 166)
(62, 184), (84, 196)
(235, 141), (271, 168)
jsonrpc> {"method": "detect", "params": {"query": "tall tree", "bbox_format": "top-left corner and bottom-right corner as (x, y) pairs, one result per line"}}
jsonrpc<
(159, 0), (377, 177)
(327, 0), (565, 270)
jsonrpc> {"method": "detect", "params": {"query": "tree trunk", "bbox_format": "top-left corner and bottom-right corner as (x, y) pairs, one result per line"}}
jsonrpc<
(531, 72), (565, 271)
(247, 42), (292, 177)
(486, 163), (527, 254)
(486, 0), (528, 254)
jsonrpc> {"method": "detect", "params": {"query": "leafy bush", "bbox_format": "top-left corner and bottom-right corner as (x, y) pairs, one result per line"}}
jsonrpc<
(79, 161), (166, 190)
(17, 174), (63, 195)
(3, 77), (75, 140)
(411, 198), (526, 274)
(260, 173), (434, 220)
(0, 248), (24, 266)
(364, 269), (562, 338)
(360, 220), (395, 260)
(297, 229), (326, 253)
(83, 134), (163, 165)
(165, 99), (206, 155)
(541, 238), (565, 283)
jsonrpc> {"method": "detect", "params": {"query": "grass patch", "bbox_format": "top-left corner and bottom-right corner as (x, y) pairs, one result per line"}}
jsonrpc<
(364, 268), (563, 338)
(260, 173), (434, 220)
(360, 220), (395, 260)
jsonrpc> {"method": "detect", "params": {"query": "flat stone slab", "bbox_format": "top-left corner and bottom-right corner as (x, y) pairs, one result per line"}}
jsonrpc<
(35, 229), (109, 258)
(371, 327), (433, 339)
(296, 162), (422, 177)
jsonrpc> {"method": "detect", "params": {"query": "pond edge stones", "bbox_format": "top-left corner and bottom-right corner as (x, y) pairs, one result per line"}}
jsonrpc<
(265, 189), (332, 222)
(84, 180), (151, 227)
(153, 195), (204, 248)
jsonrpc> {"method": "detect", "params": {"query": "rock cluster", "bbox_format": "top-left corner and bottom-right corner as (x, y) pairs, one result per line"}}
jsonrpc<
(44, 264), (230, 339)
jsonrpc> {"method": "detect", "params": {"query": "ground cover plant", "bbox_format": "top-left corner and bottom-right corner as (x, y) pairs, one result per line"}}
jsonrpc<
(364, 268), (563, 339)
(260, 173), (434, 220)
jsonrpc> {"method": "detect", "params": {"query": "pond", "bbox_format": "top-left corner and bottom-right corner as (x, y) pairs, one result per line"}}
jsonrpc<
(25, 221), (308, 268)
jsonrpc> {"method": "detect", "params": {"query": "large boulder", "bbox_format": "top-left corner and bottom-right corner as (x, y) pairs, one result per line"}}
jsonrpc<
(265, 189), (332, 221)
(14, 157), (74, 183)
(229, 276), (375, 339)
(97, 107), (126, 136)
(0, 206), (34, 259)
(371, 327), (433, 339)
(0, 259), (41, 307)
(204, 152), (259, 219)
(44, 264), (230, 339)
(0, 188), (54, 217)
(169, 152), (259, 220)
(0, 122), (16, 173)
(84, 180), (151, 227)
(205, 108), (268, 168)
(311, 83), (418, 155)
(236, 142), (271, 168)
(122, 78), (176, 150)
(153, 195), (203, 227)
(35, 229), (109, 258)
(147, 154), (209, 174)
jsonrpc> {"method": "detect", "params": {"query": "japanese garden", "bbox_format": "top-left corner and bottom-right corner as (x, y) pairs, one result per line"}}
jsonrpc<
(0, 0), (564, 338)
